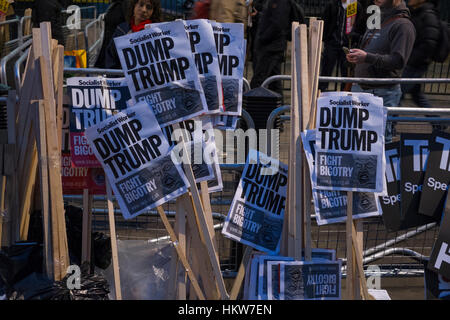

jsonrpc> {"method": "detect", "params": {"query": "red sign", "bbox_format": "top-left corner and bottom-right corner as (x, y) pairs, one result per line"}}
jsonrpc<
(61, 153), (106, 194)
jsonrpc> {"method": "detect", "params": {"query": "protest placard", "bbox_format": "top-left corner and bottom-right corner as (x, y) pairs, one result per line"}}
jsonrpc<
(162, 116), (222, 191)
(424, 259), (450, 300)
(209, 21), (245, 116)
(222, 149), (288, 254)
(302, 129), (380, 225)
(400, 133), (438, 227)
(85, 101), (189, 219)
(183, 19), (224, 114)
(257, 249), (336, 300)
(419, 131), (450, 219)
(428, 201), (450, 280)
(68, 77), (131, 167)
(114, 20), (208, 127)
(61, 152), (106, 194)
(378, 142), (402, 232)
(314, 92), (386, 192)
(268, 260), (341, 300)
(257, 255), (294, 300)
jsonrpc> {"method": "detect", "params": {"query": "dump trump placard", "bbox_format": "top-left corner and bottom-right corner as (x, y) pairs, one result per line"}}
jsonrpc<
(183, 19), (224, 113)
(302, 129), (380, 225)
(222, 150), (288, 254)
(114, 20), (208, 127)
(209, 21), (245, 116)
(314, 92), (386, 192)
(68, 77), (131, 167)
(84, 101), (189, 219)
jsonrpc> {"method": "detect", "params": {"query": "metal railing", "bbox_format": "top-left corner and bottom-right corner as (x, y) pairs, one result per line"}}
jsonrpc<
(83, 13), (105, 67)
(262, 75), (449, 276)
(0, 38), (32, 87)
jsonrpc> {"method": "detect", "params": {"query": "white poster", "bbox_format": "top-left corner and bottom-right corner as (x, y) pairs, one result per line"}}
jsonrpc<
(114, 20), (208, 127)
(209, 21), (245, 116)
(85, 101), (189, 219)
(314, 92), (387, 192)
(183, 19), (224, 114)
(302, 129), (381, 225)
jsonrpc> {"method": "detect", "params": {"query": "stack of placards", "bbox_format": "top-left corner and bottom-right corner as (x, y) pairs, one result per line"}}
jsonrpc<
(379, 132), (447, 232)
(242, 249), (341, 300)
(376, 131), (449, 285)
(64, 77), (132, 195)
(302, 91), (388, 225)
(81, 18), (248, 219)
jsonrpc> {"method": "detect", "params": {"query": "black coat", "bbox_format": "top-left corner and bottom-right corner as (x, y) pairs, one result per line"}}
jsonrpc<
(321, 0), (367, 47)
(31, 0), (68, 45)
(253, 0), (291, 53)
(95, 0), (130, 68)
(406, 2), (441, 68)
(104, 22), (131, 69)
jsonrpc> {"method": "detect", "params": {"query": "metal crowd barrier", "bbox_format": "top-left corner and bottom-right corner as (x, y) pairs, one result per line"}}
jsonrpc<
(262, 75), (449, 276)
(0, 39), (32, 86)
(84, 13), (105, 67)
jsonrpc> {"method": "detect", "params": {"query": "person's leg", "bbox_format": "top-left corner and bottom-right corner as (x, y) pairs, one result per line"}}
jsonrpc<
(401, 65), (433, 108)
(267, 52), (284, 96)
(374, 85), (402, 142)
(319, 44), (339, 92)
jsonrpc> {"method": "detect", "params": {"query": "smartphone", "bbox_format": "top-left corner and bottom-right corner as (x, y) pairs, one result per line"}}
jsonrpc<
(343, 47), (350, 55)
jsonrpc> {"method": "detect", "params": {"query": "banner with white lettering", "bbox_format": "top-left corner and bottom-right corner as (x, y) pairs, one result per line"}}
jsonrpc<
(378, 142), (403, 232)
(419, 131), (450, 219)
(302, 129), (380, 225)
(85, 101), (189, 219)
(428, 193), (450, 279)
(222, 149), (288, 254)
(114, 20), (208, 127)
(400, 133), (438, 227)
(314, 92), (386, 192)
(268, 260), (342, 300)
(209, 21), (245, 116)
(68, 77), (131, 167)
(183, 19), (224, 114)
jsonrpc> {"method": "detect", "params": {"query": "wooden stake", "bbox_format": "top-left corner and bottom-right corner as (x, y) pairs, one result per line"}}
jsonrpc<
(200, 181), (219, 253)
(156, 205), (206, 300)
(82, 188), (92, 264)
(182, 194), (220, 300)
(173, 124), (228, 299)
(230, 246), (253, 300)
(346, 191), (355, 300)
(105, 179), (122, 300)
(35, 100), (53, 279)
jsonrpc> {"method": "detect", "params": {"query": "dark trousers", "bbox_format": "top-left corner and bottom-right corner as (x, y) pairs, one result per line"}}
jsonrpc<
(401, 65), (433, 109)
(250, 49), (284, 96)
(319, 44), (348, 91)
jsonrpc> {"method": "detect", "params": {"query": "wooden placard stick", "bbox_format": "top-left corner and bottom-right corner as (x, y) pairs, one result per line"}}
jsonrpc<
(296, 24), (309, 260)
(307, 20), (324, 130)
(173, 123), (229, 299)
(350, 218), (372, 300)
(345, 191), (355, 300)
(23, 9), (32, 36)
(230, 246), (253, 300)
(18, 148), (37, 240)
(35, 100), (53, 279)
(105, 178), (122, 300)
(200, 181), (219, 253)
(176, 199), (187, 300)
(81, 188), (92, 264)
(38, 23), (70, 280)
(51, 45), (64, 151)
(156, 205), (206, 300)
(38, 56), (63, 280)
(287, 22), (299, 258)
(182, 193), (220, 300)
